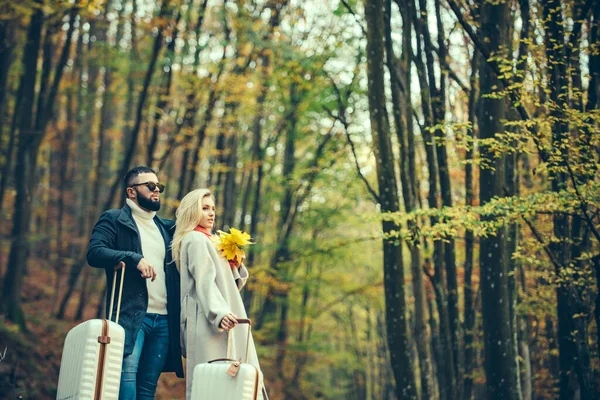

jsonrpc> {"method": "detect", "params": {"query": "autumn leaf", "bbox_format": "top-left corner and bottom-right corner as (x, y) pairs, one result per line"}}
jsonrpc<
(214, 227), (255, 262)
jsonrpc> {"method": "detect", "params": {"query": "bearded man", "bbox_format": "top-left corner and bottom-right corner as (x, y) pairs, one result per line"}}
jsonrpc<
(87, 166), (183, 399)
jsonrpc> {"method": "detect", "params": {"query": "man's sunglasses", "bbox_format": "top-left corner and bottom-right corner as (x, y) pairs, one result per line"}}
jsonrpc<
(129, 182), (166, 193)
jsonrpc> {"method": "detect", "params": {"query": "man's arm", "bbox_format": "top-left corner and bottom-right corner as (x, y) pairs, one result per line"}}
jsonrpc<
(87, 211), (143, 269)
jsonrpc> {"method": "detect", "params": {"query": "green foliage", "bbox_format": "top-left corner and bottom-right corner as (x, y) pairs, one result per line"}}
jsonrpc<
(382, 180), (599, 242)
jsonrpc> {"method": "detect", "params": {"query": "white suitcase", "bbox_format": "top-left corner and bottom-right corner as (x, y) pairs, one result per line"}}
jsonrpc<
(57, 262), (127, 400)
(190, 319), (264, 400)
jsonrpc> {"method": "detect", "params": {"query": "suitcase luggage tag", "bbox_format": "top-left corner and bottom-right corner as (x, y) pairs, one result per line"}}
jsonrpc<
(226, 358), (243, 377)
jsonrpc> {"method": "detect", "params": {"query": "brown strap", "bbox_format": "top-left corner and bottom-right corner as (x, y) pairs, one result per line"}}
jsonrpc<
(252, 365), (259, 400)
(95, 320), (110, 400)
(98, 336), (111, 344)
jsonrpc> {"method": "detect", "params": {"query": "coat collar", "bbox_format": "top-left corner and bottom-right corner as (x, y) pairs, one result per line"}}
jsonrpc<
(118, 204), (171, 246)
(117, 205), (138, 233)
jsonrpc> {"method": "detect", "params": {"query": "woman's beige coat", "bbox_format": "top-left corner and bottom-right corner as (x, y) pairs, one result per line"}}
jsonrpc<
(179, 231), (264, 399)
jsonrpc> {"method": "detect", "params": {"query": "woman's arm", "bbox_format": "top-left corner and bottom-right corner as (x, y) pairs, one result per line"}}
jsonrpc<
(184, 234), (231, 332)
(232, 264), (249, 290)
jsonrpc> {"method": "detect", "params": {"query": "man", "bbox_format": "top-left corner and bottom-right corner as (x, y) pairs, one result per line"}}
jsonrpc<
(87, 166), (183, 399)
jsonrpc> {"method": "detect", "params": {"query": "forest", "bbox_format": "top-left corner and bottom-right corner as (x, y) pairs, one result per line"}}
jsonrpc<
(0, 0), (599, 399)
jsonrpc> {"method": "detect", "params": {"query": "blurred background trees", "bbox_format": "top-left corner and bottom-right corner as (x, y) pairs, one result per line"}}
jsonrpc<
(0, 0), (599, 399)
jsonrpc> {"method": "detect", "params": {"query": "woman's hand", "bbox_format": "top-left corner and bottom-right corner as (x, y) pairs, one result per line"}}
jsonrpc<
(228, 254), (245, 269)
(219, 313), (238, 330)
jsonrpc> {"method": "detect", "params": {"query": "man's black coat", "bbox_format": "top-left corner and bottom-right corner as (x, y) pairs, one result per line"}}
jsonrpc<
(87, 205), (183, 378)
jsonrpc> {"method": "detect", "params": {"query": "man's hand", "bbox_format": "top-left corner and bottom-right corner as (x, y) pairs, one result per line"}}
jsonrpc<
(137, 258), (157, 281)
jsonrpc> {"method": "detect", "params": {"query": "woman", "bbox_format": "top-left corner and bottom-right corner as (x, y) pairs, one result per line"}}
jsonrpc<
(172, 188), (267, 400)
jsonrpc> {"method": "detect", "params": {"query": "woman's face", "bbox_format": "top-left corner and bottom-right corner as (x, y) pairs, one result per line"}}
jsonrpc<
(198, 196), (216, 229)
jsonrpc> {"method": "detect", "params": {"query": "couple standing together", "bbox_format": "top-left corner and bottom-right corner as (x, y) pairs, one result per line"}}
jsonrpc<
(86, 166), (267, 399)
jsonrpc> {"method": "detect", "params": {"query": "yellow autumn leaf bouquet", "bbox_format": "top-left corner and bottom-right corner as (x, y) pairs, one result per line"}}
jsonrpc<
(214, 227), (254, 267)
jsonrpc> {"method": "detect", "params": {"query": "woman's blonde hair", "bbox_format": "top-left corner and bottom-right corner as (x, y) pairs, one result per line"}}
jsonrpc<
(172, 188), (214, 270)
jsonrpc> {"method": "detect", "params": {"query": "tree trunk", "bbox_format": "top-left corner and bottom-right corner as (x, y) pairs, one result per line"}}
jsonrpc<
(544, 1), (596, 398)
(258, 101), (332, 379)
(594, 256), (600, 367)
(588, 3), (599, 111)
(365, 1), (418, 397)
(181, 51), (225, 197)
(147, 8), (181, 166)
(75, 263), (92, 320)
(0, 4), (45, 328)
(103, 0), (169, 211)
(588, 1), (600, 371)
(243, 44), (274, 309)
(54, 56), (79, 318)
(478, 1), (521, 398)
(428, 283), (444, 400)
(386, 1), (434, 398)
(57, 0), (121, 317)
(514, 3), (533, 398)
(222, 132), (239, 229)
(432, 0), (461, 388)
(0, 18), (17, 195)
(243, 0), (285, 311)
(255, 80), (300, 330)
(463, 49), (478, 400)
(289, 257), (316, 389)
(266, 83), (300, 375)
(518, 265), (532, 400)
(410, 2), (457, 396)
(156, 0), (208, 171)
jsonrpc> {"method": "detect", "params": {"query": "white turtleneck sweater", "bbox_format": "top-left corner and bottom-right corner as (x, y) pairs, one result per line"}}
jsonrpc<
(127, 198), (168, 315)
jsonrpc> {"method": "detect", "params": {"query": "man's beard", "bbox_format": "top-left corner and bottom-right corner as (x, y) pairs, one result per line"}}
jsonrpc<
(138, 195), (161, 211)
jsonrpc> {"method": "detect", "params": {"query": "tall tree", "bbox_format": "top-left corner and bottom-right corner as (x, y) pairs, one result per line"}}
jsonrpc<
(1, 1), (76, 327)
(365, 0), (418, 397)
(463, 49), (479, 400)
(385, 0), (434, 398)
(478, 1), (522, 399)
(0, 3), (44, 327)
(410, 0), (457, 395)
(544, 1), (596, 398)
(0, 16), (19, 218)
(102, 0), (170, 211)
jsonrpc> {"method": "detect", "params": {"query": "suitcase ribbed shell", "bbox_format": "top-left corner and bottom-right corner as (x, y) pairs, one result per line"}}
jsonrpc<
(191, 360), (262, 400)
(56, 319), (125, 400)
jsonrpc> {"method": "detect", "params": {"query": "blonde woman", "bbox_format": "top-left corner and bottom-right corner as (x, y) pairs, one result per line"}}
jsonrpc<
(172, 188), (267, 400)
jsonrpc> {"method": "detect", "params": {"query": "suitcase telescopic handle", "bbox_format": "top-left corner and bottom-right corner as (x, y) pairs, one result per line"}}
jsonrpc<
(108, 261), (126, 324)
(226, 318), (252, 363)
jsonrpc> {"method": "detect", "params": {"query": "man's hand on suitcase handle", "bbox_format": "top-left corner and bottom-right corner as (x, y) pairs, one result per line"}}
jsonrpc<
(137, 258), (157, 281)
(220, 314), (238, 330)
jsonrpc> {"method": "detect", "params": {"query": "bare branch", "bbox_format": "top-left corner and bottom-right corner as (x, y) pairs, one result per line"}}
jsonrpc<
(323, 105), (381, 204)
(311, 280), (383, 320)
(521, 215), (562, 271)
(343, 124), (381, 204)
(431, 44), (469, 92)
(565, 161), (600, 244)
(340, 0), (367, 37)
(445, 0), (550, 162)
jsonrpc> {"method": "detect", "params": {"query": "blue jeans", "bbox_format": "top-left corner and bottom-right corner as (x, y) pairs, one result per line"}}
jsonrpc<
(119, 313), (169, 400)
